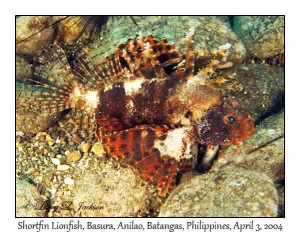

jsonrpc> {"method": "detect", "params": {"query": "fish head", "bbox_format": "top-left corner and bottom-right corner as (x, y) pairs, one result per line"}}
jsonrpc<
(198, 105), (254, 146)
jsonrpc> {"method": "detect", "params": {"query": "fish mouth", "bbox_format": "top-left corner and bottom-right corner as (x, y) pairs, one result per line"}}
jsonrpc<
(229, 117), (255, 145)
(218, 111), (255, 146)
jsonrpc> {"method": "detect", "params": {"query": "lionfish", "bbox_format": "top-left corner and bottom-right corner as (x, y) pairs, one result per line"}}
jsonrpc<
(19, 28), (254, 196)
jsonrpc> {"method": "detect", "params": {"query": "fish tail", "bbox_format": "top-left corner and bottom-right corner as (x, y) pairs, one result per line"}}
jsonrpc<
(17, 45), (77, 116)
(17, 45), (99, 142)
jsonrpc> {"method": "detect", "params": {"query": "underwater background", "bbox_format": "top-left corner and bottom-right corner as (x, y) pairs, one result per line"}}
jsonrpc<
(16, 16), (284, 217)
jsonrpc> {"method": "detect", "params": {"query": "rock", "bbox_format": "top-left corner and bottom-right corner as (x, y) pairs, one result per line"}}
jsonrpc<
(215, 16), (232, 27)
(57, 164), (70, 171)
(88, 16), (246, 65)
(53, 16), (97, 43)
(91, 142), (105, 156)
(233, 16), (284, 59)
(277, 184), (284, 217)
(16, 179), (48, 217)
(66, 150), (82, 163)
(79, 143), (91, 153)
(25, 167), (36, 174)
(16, 16), (56, 56)
(213, 63), (284, 121)
(159, 168), (278, 217)
(50, 158), (60, 166)
(43, 173), (52, 184)
(16, 56), (32, 81)
(16, 87), (57, 136)
(16, 108), (54, 135)
(212, 112), (284, 182)
(72, 160), (154, 217)
(64, 177), (75, 185)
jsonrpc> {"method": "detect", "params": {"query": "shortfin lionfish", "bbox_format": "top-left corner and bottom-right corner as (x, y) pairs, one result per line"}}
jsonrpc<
(18, 27), (254, 197)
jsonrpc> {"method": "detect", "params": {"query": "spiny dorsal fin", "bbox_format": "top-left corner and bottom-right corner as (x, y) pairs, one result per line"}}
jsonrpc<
(184, 28), (195, 78)
(73, 33), (187, 90)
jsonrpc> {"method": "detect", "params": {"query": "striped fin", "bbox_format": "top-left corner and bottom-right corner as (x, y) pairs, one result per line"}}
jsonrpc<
(27, 89), (71, 116)
(184, 28), (195, 78)
(118, 35), (167, 80)
(75, 34), (185, 88)
(96, 115), (181, 137)
(95, 116), (135, 136)
(72, 51), (106, 90)
(34, 45), (78, 89)
(100, 125), (192, 196)
(57, 109), (96, 143)
(18, 45), (81, 116)
(16, 86), (69, 116)
(195, 43), (232, 80)
(74, 47), (128, 88)
(145, 35), (182, 77)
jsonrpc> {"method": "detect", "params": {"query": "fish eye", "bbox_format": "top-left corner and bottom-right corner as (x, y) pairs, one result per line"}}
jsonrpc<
(226, 116), (236, 124)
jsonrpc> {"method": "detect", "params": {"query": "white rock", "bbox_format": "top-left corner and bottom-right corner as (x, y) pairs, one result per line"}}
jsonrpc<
(51, 158), (60, 166)
(49, 188), (57, 195)
(64, 177), (74, 185)
(57, 165), (70, 171)
(16, 131), (24, 136)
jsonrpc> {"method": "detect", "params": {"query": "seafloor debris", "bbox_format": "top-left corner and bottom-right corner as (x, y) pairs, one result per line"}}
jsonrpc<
(16, 179), (48, 217)
(52, 16), (137, 43)
(159, 168), (278, 217)
(209, 63), (284, 122)
(71, 161), (156, 217)
(16, 16), (57, 56)
(16, 55), (32, 81)
(233, 16), (284, 60)
(16, 132), (159, 217)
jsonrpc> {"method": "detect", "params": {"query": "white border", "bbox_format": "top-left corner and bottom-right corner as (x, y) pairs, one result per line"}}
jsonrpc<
(1, 0), (298, 232)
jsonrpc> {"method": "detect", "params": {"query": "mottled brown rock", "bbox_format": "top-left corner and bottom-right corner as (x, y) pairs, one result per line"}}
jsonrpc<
(53, 16), (97, 43)
(16, 86), (59, 136)
(213, 63), (284, 121)
(159, 168), (278, 217)
(88, 16), (246, 65)
(16, 16), (56, 56)
(79, 143), (91, 153)
(72, 160), (155, 217)
(66, 150), (82, 163)
(16, 108), (54, 135)
(16, 179), (47, 217)
(16, 56), (32, 81)
(277, 184), (285, 217)
(233, 16), (284, 59)
(91, 142), (105, 157)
